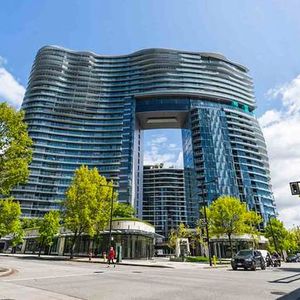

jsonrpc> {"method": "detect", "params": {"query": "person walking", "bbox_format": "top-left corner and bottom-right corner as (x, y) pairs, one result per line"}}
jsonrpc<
(107, 246), (116, 268)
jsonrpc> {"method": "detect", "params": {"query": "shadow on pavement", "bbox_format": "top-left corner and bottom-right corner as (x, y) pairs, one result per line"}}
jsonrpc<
(269, 273), (300, 284)
(276, 287), (300, 300)
(11, 255), (69, 261)
(278, 267), (300, 273)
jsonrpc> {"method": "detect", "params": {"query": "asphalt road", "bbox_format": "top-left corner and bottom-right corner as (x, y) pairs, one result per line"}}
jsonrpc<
(0, 256), (300, 300)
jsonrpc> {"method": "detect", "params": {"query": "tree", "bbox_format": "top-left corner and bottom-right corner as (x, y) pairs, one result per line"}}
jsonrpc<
(38, 211), (60, 256)
(21, 217), (42, 230)
(0, 102), (32, 195)
(290, 226), (300, 252)
(206, 195), (261, 257)
(113, 203), (135, 218)
(62, 165), (115, 259)
(0, 198), (22, 239)
(264, 218), (291, 255)
(167, 223), (188, 250)
(244, 210), (263, 248)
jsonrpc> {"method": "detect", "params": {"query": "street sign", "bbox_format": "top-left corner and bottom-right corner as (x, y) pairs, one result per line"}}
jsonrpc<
(290, 181), (300, 195)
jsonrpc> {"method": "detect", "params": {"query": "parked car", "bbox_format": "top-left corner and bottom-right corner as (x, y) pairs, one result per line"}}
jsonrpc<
(286, 254), (300, 262)
(231, 249), (266, 271)
(256, 250), (271, 264)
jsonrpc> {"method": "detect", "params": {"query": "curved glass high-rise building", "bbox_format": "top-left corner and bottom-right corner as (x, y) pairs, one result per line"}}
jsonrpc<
(143, 165), (186, 237)
(14, 46), (276, 226)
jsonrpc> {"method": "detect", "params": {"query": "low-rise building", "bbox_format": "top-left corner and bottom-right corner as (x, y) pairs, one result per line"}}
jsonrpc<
(1, 218), (156, 259)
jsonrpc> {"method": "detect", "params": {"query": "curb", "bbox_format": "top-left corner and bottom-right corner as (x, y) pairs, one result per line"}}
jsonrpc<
(0, 268), (14, 277)
(73, 259), (174, 269)
(0, 254), (173, 269)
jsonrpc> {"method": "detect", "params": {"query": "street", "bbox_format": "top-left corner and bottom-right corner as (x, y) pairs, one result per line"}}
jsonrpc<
(0, 256), (300, 300)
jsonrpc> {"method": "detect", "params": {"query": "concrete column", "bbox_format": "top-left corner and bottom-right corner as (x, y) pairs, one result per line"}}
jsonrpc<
(57, 237), (65, 256)
(21, 239), (27, 253)
(213, 242), (217, 257)
(217, 242), (221, 258)
(131, 236), (136, 258)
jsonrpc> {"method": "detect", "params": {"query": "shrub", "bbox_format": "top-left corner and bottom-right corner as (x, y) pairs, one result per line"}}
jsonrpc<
(186, 256), (209, 263)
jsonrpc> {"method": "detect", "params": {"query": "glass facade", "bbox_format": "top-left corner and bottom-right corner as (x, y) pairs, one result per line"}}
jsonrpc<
(14, 46), (276, 226)
(143, 165), (187, 237)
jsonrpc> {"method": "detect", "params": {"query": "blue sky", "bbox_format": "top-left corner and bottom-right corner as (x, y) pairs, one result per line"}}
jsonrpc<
(1, 0), (300, 226)
(1, 0), (300, 114)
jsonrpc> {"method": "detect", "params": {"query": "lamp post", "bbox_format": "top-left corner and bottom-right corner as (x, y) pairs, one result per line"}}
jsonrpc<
(199, 178), (217, 267)
(98, 183), (117, 250)
(108, 186), (115, 249)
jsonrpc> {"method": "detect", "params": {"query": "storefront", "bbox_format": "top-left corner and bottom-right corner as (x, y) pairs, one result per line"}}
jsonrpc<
(20, 219), (155, 259)
(210, 234), (269, 258)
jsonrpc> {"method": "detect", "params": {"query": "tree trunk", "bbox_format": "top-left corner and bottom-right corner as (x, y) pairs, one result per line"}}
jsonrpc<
(228, 233), (233, 258)
(38, 237), (44, 257)
(88, 238), (93, 254)
(70, 231), (78, 259)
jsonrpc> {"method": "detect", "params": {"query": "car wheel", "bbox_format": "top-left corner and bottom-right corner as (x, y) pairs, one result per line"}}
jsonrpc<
(261, 263), (266, 270)
(251, 264), (256, 271)
(244, 267), (248, 271)
(232, 266), (237, 270)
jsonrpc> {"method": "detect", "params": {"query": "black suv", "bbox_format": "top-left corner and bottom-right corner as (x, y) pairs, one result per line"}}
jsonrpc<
(231, 250), (266, 271)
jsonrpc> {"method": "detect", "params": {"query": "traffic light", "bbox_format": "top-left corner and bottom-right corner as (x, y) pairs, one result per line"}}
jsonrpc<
(290, 181), (300, 195)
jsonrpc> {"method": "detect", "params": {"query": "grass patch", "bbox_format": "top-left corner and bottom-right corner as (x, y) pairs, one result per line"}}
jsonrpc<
(186, 256), (209, 263)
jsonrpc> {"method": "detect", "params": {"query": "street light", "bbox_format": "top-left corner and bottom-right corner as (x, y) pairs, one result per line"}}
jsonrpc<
(199, 178), (217, 267)
(98, 183), (117, 250)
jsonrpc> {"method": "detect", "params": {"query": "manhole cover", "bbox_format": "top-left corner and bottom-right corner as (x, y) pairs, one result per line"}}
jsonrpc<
(271, 291), (287, 296)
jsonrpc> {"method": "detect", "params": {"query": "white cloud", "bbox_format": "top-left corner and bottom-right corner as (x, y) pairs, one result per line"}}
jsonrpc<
(143, 133), (183, 168)
(260, 75), (300, 228)
(258, 110), (281, 127)
(0, 57), (25, 109)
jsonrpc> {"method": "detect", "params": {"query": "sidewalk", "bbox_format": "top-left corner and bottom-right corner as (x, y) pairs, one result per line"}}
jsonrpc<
(0, 253), (229, 269)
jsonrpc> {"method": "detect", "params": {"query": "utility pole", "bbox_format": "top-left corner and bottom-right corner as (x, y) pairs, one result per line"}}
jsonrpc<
(108, 185), (115, 249)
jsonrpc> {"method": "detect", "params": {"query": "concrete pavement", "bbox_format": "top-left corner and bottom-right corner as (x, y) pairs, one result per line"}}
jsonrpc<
(1, 255), (300, 299)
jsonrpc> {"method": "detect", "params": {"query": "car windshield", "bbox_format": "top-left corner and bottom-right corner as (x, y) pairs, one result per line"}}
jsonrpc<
(237, 250), (253, 256)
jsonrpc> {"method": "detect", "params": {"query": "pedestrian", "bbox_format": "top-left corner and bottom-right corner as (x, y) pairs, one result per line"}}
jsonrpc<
(107, 246), (116, 268)
(88, 250), (93, 262)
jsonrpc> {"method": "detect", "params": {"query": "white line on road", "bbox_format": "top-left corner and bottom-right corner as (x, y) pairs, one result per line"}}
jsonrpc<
(2, 272), (106, 282)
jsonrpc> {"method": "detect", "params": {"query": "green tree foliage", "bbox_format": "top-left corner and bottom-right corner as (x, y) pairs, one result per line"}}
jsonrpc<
(206, 195), (262, 257)
(0, 102), (32, 195)
(290, 226), (300, 252)
(62, 165), (116, 258)
(10, 223), (24, 247)
(244, 210), (263, 247)
(264, 218), (295, 254)
(0, 198), (22, 239)
(113, 202), (135, 218)
(21, 217), (42, 230)
(38, 211), (60, 256)
(168, 223), (188, 250)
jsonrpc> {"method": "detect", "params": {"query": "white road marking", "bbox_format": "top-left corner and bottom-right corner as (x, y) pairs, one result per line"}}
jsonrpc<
(2, 272), (105, 282)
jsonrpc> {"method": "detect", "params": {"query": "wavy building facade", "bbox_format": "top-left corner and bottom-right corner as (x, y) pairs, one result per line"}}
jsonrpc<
(14, 46), (276, 227)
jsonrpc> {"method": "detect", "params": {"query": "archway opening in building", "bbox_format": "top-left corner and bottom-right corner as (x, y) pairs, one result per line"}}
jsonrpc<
(142, 129), (187, 239)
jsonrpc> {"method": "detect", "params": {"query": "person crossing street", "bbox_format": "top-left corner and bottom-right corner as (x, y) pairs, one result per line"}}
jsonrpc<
(107, 246), (116, 268)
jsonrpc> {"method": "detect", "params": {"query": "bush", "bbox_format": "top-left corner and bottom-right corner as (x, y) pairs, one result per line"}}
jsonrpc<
(186, 256), (209, 263)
